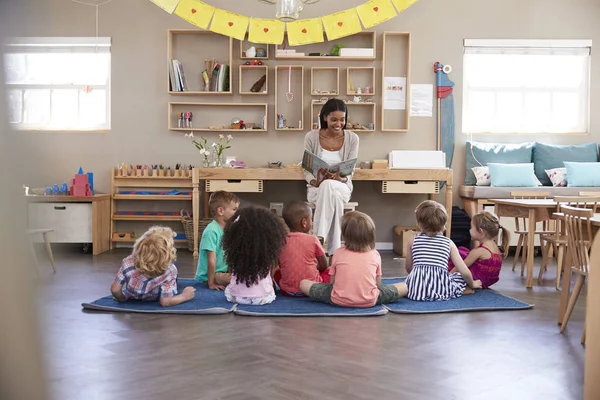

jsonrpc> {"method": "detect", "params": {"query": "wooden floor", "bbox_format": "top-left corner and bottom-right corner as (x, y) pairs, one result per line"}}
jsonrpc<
(36, 246), (585, 400)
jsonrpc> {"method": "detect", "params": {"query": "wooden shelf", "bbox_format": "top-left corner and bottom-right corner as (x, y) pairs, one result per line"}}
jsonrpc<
(168, 102), (268, 131)
(311, 101), (376, 132)
(274, 65), (304, 131)
(112, 215), (183, 222)
(239, 65), (268, 95)
(239, 36), (269, 59)
(275, 31), (376, 60)
(111, 238), (187, 244)
(381, 32), (411, 132)
(112, 195), (192, 201)
(347, 67), (376, 96)
(167, 29), (233, 95)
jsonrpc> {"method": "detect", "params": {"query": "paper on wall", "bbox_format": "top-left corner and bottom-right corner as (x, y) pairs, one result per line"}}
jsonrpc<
(383, 77), (406, 110)
(410, 84), (433, 117)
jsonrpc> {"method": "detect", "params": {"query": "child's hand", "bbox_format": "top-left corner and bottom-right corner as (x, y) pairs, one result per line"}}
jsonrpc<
(209, 282), (225, 291)
(182, 286), (196, 300)
(472, 279), (483, 289)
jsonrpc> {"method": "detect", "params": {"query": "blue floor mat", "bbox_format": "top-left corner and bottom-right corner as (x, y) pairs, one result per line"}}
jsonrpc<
(81, 279), (235, 315)
(381, 278), (534, 314)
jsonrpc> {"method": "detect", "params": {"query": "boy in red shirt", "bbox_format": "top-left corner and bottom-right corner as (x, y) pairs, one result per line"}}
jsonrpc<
(274, 201), (329, 296)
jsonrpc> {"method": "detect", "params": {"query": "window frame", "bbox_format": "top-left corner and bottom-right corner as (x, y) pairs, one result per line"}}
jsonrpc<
(3, 36), (112, 132)
(462, 38), (592, 135)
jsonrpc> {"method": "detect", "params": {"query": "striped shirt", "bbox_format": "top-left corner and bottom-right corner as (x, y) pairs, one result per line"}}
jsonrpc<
(411, 233), (451, 269)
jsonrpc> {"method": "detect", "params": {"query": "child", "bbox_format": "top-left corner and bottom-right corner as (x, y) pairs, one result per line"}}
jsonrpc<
(194, 190), (240, 290)
(299, 211), (403, 308)
(396, 200), (482, 301)
(448, 210), (509, 288)
(222, 206), (288, 305)
(274, 201), (329, 296)
(110, 226), (195, 307)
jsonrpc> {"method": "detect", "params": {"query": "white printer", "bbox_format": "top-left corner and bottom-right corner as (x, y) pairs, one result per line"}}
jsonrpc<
(388, 150), (447, 169)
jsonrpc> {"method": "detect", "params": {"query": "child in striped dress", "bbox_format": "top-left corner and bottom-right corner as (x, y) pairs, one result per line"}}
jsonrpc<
(396, 201), (482, 301)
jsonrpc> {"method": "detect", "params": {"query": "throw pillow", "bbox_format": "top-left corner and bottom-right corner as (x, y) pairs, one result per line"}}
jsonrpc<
(465, 141), (534, 186)
(488, 163), (538, 187)
(564, 162), (600, 187)
(532, 142), (598, 186)
(545, 167), (567, 187)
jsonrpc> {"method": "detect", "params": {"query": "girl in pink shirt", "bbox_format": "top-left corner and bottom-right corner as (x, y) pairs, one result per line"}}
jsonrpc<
(222, 206), (288, 305)
(299, 211), (404, 308)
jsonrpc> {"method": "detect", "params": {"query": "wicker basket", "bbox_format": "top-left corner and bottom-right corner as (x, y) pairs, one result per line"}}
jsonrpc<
(180, 209), (212, 252)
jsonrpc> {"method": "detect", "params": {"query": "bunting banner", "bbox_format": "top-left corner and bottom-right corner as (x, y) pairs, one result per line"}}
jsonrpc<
(286, 18), (324, 46)
(150, 0), (180, 14)
(149, 0), (422, 44)
(248, 18), (285, 45)
(356, 0), (398, 29)
(174, 0), (214, 30)
(392, 0), (420, 13)
(322, 9), (362, 41)
(209, 8), (249, 41)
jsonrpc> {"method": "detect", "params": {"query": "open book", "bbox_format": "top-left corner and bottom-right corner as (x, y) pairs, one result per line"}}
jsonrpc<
(302, 150), (357, 178)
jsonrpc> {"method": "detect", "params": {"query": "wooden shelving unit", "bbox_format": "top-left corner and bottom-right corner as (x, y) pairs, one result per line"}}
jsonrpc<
(381, 32), (411, 132)
(275, 31), (376, 61)
(167, 29), (233, 95)
(274, 65), (304, 131)
(168, 102), (268, 132)
(239, 37), (269, 60)
(347, 67), (376, 96)
(311, 100), (375, 133)
(110, 168), (193, 248)
(239, 65), (268, 95)
(311, 67), (339, 96)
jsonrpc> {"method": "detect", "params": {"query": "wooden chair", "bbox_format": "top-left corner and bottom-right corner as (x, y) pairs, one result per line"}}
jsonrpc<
(25, 228), (56, 275)
(510, 191), (553, 275)
(559, 205), (593, 344)
(540, 196), (600, 288)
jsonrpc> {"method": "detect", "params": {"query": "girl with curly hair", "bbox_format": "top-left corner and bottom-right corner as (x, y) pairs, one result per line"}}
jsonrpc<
(222, 206), (288, 305)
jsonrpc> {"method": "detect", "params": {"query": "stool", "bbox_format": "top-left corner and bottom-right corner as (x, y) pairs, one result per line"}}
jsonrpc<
(25, 228), (56, 275)
(307, 202), (359, 212)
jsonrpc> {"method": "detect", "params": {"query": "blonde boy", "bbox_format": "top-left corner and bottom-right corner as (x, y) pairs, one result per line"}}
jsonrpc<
(194, 190), (240, 290)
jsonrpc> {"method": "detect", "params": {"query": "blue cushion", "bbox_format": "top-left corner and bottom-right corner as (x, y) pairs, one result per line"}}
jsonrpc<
(564, 162), (600, 187)
(465, 141), (533, 185)
(532, 142), (598, 186)
(488, 163), (537, 187)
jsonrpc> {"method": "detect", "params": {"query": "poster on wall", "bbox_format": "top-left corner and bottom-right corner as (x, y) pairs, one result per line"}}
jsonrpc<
(410, 84), (433, 117)
(383, 76), (406, 110)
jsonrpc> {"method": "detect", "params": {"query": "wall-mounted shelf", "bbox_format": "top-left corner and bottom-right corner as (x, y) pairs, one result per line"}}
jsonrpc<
(347, 67), (376, 96)
(310, 101), (376, 132)
(381, 32), (411, 132)
(167, 29), (233, 95)
(168, 102), (268, 132)
(275, 31), (376, 61)
(239, 37), (269, 60)
(274, 65), (304, 131)
(311, 67), (339, 96)
(239, 65), (268, 95)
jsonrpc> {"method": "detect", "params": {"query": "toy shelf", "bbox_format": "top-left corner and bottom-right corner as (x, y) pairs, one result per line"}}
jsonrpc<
(112, 213), (184, 222)
(347, 67), (376, 96)
(112, 194), (193, 201)
(167, 29), (233, 95)
(239, 37), (269, 60)
(168, 102), (268, 132)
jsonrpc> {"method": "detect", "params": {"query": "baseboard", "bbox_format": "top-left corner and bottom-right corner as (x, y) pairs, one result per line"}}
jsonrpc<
(376, 242), (393, 251)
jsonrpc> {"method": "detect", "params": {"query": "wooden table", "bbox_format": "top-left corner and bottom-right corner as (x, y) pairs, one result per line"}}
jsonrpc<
(191, 168), (453, 258)
(490, 198), (559, 288)
(26, 194), (111, 255)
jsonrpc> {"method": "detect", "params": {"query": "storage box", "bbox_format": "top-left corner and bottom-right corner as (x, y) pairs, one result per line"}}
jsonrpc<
(339, 48), (374, 57)
(205, 179), (263, 193)
(388, 151), (446, 169)
(393, 225), (419, 256)
(372, 159), (388, 169)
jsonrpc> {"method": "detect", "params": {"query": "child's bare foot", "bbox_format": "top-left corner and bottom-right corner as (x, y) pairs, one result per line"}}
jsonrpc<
(463, 287), (475, 295)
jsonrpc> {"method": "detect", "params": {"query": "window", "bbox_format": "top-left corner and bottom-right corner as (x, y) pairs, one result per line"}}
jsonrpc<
(3, 37), (111, 131)
(462, 39), (591, 134)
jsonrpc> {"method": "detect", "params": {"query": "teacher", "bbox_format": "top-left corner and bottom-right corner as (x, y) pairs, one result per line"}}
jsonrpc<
(303, 98), (359, 255)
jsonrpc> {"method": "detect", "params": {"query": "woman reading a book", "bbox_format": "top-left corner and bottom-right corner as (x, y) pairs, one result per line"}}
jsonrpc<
(303, 98), (359, 256)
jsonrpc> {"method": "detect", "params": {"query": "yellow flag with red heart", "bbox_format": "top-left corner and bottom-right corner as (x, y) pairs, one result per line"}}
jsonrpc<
(209, 8), (249, 41)
(286, 18), (324, 46)
(174, 0), (214, 29)
(322, 9), (362, 41)
(392, 0), (420, 12)
(357, 0), (397, 29)
(149, 0), (180, 14)
(248, 18), (285, 45)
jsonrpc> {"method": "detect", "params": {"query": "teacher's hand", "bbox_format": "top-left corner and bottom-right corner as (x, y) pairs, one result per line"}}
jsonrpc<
(327, 171), (348, 183)
(311, 168), (329, 187)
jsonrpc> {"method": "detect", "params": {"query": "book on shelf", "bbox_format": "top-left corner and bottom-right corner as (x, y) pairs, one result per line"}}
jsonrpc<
(301, 150), (357, 178)
(210, 63), (230, 92)
(169, 59), (188, 91)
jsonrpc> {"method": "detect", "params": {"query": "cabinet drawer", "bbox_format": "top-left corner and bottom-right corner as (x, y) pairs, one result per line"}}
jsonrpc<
(382, 180), (440, 194)
(28, 203), (93, 243)
(205, 179), (264, 193)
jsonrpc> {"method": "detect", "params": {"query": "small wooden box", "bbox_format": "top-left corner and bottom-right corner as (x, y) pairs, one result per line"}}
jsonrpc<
(393, 225), (418, 256)
(205, 179), (264, 193)
(382, 180), (440, 194)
